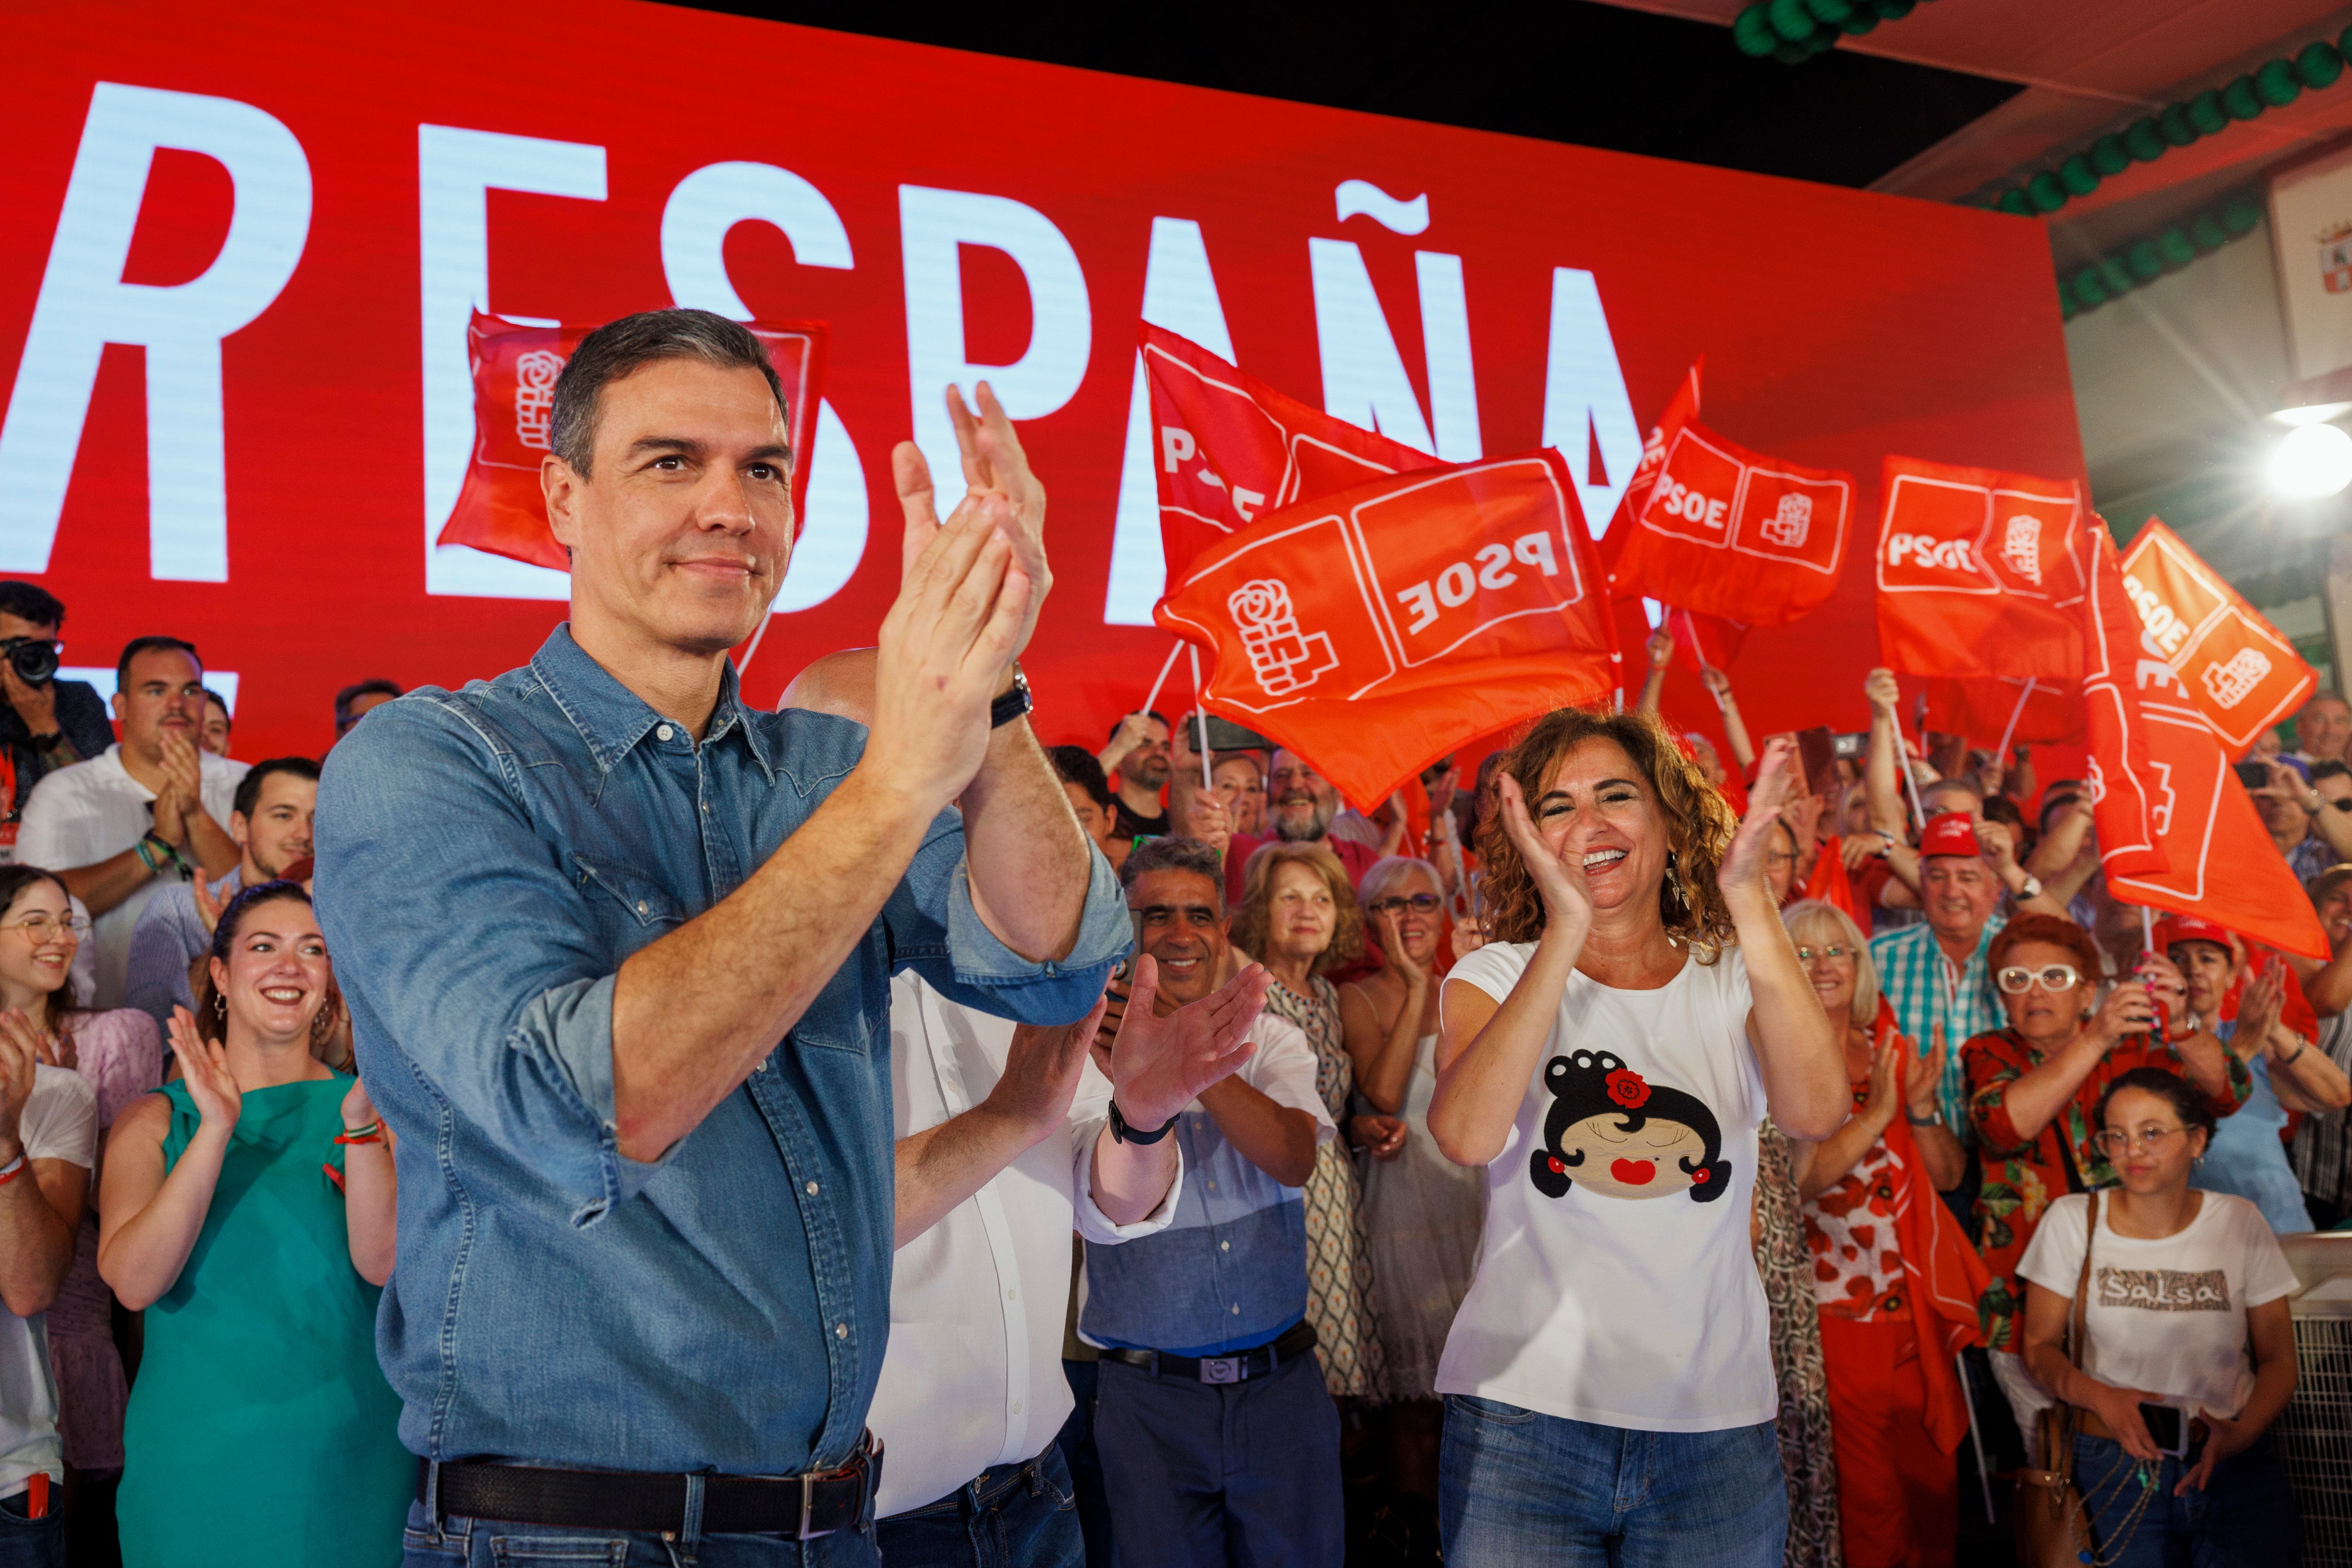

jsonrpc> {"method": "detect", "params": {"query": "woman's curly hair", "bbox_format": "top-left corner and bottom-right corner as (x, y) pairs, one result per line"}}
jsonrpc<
(1474, 707), (1739, 955)
(1230, 841), (1365, 974)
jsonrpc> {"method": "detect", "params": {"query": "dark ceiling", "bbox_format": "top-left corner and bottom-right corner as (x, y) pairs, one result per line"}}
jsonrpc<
(667, 1), (2024, 190)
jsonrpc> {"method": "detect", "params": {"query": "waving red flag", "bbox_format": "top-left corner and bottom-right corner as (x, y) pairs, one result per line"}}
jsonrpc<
(1155, 448), (1617, 809)
(2107, 701), (2330, 960)
(438, 310), (826, 571)
(1922, 677), (2082, 750)
(1610, 418), (1854, 627)
(1875, 457), (2087, 679)
(2081, 526), (2169, 881)
(1600, 355), (1703, 583)
(1141, 323), (1436, 581)
(2119, 518), (2318, 756)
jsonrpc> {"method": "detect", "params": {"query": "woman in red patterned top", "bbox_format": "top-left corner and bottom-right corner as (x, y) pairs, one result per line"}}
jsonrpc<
(1785, 899), (1988, 1568)
(1962, 913), (2247, 1448)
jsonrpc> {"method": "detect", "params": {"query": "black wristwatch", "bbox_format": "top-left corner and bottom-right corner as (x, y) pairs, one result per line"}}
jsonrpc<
(989, 664), (1033, 729)
(1108, 1099), (1177, 1145)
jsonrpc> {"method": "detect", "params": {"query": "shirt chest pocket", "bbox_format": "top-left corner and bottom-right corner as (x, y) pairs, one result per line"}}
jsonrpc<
(570, 854), (687, 951)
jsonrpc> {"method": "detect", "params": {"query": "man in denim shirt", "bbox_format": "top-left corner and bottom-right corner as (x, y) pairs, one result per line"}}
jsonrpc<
(316, 310), (1127, 1567)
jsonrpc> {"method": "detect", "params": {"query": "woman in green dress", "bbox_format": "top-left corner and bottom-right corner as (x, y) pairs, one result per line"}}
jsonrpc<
(98, 881), (406, 1566)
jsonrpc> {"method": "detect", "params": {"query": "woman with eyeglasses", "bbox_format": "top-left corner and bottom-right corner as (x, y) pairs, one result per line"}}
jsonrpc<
(99, 882), (407, 1567)
(1962, 914), (2247, 1443)
(1781, 899), (1988, 1568)
(1230, 842), (1395, 1406)
(2016, 1068), (2301, 1567)
(0, 864), (159, 1542)
(1341, 855), (1485, 1499)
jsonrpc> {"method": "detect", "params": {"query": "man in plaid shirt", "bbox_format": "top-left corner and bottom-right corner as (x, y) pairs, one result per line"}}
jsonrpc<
(1867, 812), (2065, 1135)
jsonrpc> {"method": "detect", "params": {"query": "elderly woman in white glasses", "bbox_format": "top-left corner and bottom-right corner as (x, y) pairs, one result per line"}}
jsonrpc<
(1961, 913), (2248, 1449)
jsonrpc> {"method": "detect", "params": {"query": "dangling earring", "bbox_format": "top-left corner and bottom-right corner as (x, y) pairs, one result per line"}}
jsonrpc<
(213, 992), (226, 1018)
(1662, 849), (1690, 923)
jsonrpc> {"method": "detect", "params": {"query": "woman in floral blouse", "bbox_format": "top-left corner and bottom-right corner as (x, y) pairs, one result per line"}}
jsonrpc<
(1962, 913), (2246, 1446)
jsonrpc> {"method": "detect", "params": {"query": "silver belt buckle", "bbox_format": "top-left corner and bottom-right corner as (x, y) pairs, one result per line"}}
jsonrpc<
(1198, 1356), (1242, 1385)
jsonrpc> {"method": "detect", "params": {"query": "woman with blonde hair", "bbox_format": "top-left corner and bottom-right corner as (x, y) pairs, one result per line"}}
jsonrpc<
(1231, 841), (1393, 1405)
(1427, 709), (1845, 1563)
(1783, 897), (1986, 1568)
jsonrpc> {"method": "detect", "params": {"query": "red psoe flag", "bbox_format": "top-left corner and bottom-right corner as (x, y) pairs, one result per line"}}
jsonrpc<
(1922, 677), (2083, 750)
(1155, 449), (1618, 810)
(2081, 526), (2169, 881)
(1875, 457), (2087, 679)
(2107, 703), (2331, 960)
(1140, 324), (1437, 581)
(1600, 356), (1703, 585)
(2119, 518), (2318, 756)
(438, 311), (826, 572)
(1611, 419), (1854, 627)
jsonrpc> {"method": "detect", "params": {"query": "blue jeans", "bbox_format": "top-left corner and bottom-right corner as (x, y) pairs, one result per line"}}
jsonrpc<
(0, 1487), (63, 1568)
(874, 1448), (1083, 1568)
(1438, 1396), (1787, 1567)
(399, 1501), (880, 1566)
(1093, 1350), (1343, 1568)
(2072, 1430), (2302, 1568)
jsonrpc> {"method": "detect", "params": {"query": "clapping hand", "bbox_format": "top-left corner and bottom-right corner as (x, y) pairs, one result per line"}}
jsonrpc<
(1373, 907), (1430, 992)
(191, 874), (226, 938)
(0, 1008), (38, 1163)
(987, 995), (1108, 1149)
(166, 1006), (240, 1133)
(1907, 1026), (1947, 1126)
(1351, 1113), (1406, 1161)
(1719, 736), (1798, 901)
(1102, 954), (1270, 1131)
(2234, 958), (2286, 1050)
(1494, 773), (1592, 936)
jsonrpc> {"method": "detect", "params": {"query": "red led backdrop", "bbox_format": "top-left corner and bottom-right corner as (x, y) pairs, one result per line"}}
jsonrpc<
(0, 0), (2079, 762)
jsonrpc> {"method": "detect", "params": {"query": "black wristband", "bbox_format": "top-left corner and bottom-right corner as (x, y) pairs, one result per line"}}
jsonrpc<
(1108, 1099), (1178, 1145)
(989, 665), (1032, 729)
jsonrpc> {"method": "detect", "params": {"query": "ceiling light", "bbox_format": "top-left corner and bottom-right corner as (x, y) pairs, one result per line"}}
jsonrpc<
(2268, 423), (2352, 498)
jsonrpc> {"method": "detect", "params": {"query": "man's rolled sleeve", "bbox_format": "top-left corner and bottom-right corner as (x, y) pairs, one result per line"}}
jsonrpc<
(1068, 1068), (1182, 1244)
(897, 822), (1130, 1026)
(316, 699), (666, 1227)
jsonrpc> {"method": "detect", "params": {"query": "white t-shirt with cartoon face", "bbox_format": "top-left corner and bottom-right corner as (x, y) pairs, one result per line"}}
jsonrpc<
(1433, 941), (1773, 1432)
(2017, 1190), (2299, 1419)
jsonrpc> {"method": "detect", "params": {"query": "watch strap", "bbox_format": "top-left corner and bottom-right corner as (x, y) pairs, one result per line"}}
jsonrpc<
(989, 667), (1033, 729)
(1108, 1099), (1177, 1145)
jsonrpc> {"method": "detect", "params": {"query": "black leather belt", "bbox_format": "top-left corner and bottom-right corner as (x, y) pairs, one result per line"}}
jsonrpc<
(1099, 1320), (1318, 1384)
(421, 1434), (882, 1539)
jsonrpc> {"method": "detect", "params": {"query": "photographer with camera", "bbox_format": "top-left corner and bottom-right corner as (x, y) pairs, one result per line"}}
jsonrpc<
(0, 584), (113, 825)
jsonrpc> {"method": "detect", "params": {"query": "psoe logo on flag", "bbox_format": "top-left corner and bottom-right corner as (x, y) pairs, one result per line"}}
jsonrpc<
(2201, 648), (2273, 709)
(2002, 515), (2042, 585)
(515, 350), (564, 451)
(1229, 579), (1339, 697)
(1758, 493), (1810, 549)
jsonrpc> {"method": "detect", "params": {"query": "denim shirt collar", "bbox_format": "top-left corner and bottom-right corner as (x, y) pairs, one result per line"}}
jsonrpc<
(527, 623), (776, 784)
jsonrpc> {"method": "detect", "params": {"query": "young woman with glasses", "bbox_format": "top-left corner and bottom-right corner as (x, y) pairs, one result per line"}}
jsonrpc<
(1782, 898), (1987, 1568)
(1340, 855), (1486, 1504)
(98, 882), (407, 1567)
(1961, 914), (2248, 1445)
(0, 865), (160, 1544)
(2017, 1068), (2301, 1567)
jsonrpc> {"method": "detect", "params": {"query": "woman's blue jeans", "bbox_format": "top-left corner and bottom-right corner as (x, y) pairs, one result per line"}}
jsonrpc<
(2071, 1430), (2301, 1568)
(1437, 1394), (1788, 1567)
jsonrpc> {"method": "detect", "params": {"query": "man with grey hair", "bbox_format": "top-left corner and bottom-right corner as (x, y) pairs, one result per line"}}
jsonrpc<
(1208, 748), (1379, 903)
(318, 307), (1128, 1564)
(1083, 835), (1341, 1568)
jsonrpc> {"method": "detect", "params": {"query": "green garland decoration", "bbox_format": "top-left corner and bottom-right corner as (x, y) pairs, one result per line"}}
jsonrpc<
(1732, 0), (1919, 64)
(2055, 189), (2265, 320)
(1987, 35), (2345, 216)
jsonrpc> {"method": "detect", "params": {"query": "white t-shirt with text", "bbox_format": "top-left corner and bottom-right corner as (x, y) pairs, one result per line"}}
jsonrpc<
(1434, 940), (1774, 1433)
(0, 1066), (97, 1498)
(2018, 1190), (2298, 1419)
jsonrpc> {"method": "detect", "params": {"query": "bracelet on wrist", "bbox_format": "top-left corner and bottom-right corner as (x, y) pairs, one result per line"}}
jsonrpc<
(1905, 1110), (1942, 1126)
(334, 1120), (385, 1146)
(0, 1150), (24, 1186)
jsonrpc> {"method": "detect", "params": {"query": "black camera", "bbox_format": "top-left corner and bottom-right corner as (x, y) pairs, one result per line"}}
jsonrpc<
(1, 638), (58, 687)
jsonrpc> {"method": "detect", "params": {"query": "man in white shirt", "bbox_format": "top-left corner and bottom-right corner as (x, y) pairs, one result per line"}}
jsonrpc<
(0, 1012), (98, 1563)
(16, 638), (246, 1009)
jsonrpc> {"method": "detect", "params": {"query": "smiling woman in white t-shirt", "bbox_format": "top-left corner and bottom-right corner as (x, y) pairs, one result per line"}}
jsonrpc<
(1426, 709), (1846, 1566)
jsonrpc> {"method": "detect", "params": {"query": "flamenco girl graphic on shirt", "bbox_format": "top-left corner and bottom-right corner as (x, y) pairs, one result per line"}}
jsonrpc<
(1528, 1050), (1732, 1202)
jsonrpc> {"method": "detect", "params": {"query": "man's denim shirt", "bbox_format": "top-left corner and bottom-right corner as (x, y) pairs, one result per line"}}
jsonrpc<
(313, 627), (1127, 1475)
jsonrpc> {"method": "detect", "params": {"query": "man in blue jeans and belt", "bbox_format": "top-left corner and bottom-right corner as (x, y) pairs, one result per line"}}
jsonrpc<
(317, 309), (1127, 1567)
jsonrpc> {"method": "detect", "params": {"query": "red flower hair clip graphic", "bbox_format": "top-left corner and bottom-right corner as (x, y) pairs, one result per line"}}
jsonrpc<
(1604, 1067), (1650, 1109)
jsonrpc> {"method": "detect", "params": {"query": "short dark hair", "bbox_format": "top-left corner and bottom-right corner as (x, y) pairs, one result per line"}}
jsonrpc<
(202, 686), (230, 716)
(334, 679), (403, 733)
(1048, 745), (1113, 811)
(116, 636), (200, 692)
(0, 582), (65, 630)
(2312, 759), (2352, 785)
(1119, 835), (1224, 909)
(2093, 1066), (2218, 1142)
(1107, 711), (1171, 742)
(550, 309), (787, 478)
(232, 756), (320, 821)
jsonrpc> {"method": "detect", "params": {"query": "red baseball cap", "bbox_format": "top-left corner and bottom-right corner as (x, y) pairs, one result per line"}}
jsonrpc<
(1917, 812), (1980, 859)
(2154, 914), (2235, 955)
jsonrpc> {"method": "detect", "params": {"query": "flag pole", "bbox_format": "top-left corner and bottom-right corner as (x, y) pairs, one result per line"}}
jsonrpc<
(1902, 748), (1929, 832)
(2141, 904), (2155, 954)
(1993, 680), (2035, 767)
(1189, 645), (1213, 789)
(1139, 639), (1184, 722)
(734, 612), (775, 682)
